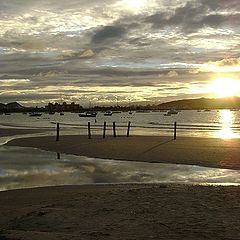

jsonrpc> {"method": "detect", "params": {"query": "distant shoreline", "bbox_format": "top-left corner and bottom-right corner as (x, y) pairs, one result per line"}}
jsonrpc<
(6, 134), (240, 170)
(1, 96), (240, 113)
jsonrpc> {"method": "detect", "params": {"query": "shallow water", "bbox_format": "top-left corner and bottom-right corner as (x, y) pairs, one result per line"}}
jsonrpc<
(0, 145), (239, 191)
(0, 109), (240, 138)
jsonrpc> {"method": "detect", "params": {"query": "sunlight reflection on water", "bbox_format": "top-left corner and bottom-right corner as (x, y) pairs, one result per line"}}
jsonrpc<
(216, 110), (238, 139)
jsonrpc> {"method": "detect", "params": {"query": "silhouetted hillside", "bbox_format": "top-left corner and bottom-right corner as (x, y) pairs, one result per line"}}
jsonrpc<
(158, 97), (240, 110)
(6, 102), (24, 109)
(0, 102), (25, 111)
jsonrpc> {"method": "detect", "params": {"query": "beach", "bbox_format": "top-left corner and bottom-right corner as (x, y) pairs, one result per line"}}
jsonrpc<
(7, 134), (240, 170)
(0, 184), (239, 240)
(1, 130), (240, 239)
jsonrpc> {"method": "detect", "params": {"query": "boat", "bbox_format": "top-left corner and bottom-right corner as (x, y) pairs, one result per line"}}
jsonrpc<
(4, 113), (11, 115)
(104, 111), (112, 116)
(136, 110), (151, 113)
(129, 111), (133, 115)
(29, 113), (42, 117)
(60, 112), (64, 116)
(164, 109), (178, 116)
(168, 109), (178, 114)
(79, 111), (97, 117)
(48, 112), (55, 115)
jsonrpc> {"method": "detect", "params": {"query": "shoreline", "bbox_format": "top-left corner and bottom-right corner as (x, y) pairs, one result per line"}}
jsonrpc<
(0, 183), (239, 240)
(6, 134), (240, 170)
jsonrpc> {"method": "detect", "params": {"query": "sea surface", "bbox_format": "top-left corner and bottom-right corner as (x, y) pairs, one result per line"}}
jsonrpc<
(0, 109), (240, 138)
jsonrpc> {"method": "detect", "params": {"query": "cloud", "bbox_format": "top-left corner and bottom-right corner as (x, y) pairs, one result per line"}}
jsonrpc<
(146, 0), (240, 33)
(0, 0), (239, 105)
(91, 25), (126, 44)
(211, 58), (240, 67)
(167, 71), (178, 78)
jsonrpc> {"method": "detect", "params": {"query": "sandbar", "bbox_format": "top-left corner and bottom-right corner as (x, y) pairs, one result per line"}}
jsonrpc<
(7, 135), (240, 170)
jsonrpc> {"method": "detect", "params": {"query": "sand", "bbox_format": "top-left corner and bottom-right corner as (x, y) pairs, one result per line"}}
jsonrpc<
(7, 135), (240, 170)
(2, 133), (240, 239)
(0, 128), (50, 137)
(0, 184), (239, 240)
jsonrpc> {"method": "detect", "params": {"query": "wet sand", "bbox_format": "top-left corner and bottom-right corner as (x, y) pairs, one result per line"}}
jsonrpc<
(0, 184), (239, 240)
(0, 128), (50, 137)
(7, 135), (240, 170)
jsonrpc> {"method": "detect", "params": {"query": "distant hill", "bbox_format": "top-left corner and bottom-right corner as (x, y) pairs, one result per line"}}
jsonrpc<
(6, 102), (24, 109)
(158, 97), (240, 110)
(0, 102), (25, 111)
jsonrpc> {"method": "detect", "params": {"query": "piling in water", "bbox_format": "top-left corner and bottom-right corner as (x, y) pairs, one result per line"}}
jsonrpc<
(88, 122), (91, 139)
(113, 122), (116, 137)
(127, 121), (131, 137)
(103, 121), (106, 138)
(174, 122), (177, 140)
(56, 122), (60, 141)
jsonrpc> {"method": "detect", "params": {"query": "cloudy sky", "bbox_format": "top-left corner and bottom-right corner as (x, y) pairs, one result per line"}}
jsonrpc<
(0, 0), (239, 106)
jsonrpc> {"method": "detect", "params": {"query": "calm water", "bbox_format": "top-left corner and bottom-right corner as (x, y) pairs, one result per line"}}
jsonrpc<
(0, 109), (240, 138)
(0, 145), (239, 191)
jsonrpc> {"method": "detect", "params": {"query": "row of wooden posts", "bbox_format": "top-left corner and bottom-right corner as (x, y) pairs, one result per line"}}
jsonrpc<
(56, 121), (177, 141)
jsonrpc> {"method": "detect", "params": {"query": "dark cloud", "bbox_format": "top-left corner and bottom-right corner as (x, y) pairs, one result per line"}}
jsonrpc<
(91, 25), (126, 44)
(146, 1), (239, 32)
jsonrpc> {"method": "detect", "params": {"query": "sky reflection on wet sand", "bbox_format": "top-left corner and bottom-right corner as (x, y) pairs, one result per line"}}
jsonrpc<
(0, 146), (239, 191)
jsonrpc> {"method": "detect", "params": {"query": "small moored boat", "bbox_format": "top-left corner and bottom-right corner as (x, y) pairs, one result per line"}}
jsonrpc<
(79, 111), (97, 117)
(104, 111), (112, 116)
(29, 113), (42, 117)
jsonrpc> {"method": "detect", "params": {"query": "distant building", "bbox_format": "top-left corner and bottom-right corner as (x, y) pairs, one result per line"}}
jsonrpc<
(45, 102), (83, 112)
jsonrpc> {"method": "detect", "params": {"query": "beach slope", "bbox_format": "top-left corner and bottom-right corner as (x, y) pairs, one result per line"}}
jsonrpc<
(0, 184), (239, 240)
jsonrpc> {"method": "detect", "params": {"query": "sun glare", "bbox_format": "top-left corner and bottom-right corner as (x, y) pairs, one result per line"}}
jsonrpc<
(209, 78), (240, 98)
(216, 110), (237, 139)
(127, 0), (144, 8)
(119, 0), (146, 12)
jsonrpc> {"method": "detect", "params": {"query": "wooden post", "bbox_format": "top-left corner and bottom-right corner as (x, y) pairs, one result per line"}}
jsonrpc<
(88, 122), (91, 139)
(56, 122), (60, 141)
(174, 121), (177, 140)
(113, 122), (116, 137)
(127, 121), (131, 137)
(103, 121), (106, 138)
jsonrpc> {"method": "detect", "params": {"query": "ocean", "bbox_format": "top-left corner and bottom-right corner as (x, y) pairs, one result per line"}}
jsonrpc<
(0, 109), (240, 139)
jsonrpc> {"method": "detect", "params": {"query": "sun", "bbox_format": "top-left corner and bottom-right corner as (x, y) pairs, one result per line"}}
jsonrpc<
(209, 77), (240, 98)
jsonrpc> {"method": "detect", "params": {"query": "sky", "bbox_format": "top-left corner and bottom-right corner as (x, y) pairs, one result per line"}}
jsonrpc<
(0, 0), (239, 106)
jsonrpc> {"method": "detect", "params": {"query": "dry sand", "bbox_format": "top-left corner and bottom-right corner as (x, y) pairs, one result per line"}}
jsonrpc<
(0, 184), (239, 240)
(7, 135), (240, 170)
